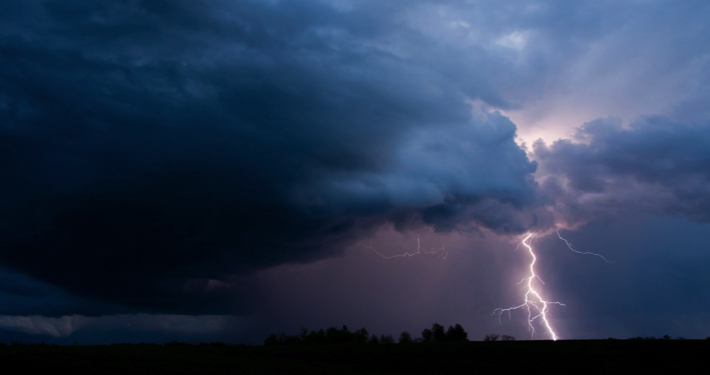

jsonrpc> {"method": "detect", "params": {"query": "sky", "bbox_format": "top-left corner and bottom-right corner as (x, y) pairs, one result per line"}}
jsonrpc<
(1, 0), (710, 344)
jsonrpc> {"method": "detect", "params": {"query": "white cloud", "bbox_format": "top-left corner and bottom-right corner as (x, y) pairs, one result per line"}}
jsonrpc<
(495, 31), (529, 50)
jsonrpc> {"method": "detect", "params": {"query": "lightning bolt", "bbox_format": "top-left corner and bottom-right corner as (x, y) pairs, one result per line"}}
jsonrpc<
(493, 233), (564, 340)
(557, 229), (611, 263)
(360, 238), (448, 259)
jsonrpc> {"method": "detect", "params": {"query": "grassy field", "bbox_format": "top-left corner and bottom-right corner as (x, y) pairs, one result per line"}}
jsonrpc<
(1, 340), (707, 374)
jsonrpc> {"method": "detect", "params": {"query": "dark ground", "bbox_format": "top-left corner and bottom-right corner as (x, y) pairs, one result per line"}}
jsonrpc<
(1, 340), (707, 374)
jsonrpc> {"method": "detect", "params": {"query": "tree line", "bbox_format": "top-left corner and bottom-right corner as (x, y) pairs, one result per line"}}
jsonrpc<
(264, 323), (471, 346)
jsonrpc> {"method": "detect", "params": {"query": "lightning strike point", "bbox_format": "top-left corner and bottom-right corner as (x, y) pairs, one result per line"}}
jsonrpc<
(493, 233), (564, 341)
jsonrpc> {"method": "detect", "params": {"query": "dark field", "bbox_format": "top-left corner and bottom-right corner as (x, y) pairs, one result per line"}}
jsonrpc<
(2, 340), (707, 374)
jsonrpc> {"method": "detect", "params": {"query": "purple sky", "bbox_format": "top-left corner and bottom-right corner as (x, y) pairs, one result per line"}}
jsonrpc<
(1, 0), (710, 344)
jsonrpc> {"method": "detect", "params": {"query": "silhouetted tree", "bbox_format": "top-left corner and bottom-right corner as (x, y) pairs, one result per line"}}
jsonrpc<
(264, 334), (280, 346)
(422, 328), (433, 342)
(263, 325), (429, 346)
(380, 334), (395, 344)
(399, 331), (413, 344)
(281, 333), (301, 345)
(432, 323), (446, 342)
(483, 334), (499, 341)
(501, 335), (515, 341)
(304, 329), (327, 345)
(325, 326), (353, 344)
(164, 341), (193, 346)
(353, 328), (369, 344)
(268, 326), (377, 345)
(445, 324), (468, 342)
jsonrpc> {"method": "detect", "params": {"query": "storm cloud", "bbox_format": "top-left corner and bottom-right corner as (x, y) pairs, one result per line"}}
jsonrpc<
(535, 116), (710, 228)
(2, 0), (710, 344)
(0, 0), (538, 315)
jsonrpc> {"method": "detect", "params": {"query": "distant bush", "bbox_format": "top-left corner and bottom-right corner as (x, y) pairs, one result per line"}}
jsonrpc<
(196, 341), (226, 346)
(628, 336), (690, 341)
(398, 331), (412, 344)
(164, 341), (194, 346)
(264, 334), (280, 346)
(305, 329), (327, 345)
(265, 326), (371, 346)
(379, 334), (395, 344)
(483, 334), (499, 342)
(481, 334), (513, 342)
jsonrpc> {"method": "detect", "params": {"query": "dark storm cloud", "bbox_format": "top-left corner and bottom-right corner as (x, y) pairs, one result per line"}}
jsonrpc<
(534, 116), (710, 228)
(0, 0), (537, 315)
(0, 267), (128, 317)
(0, 313), (239, 339)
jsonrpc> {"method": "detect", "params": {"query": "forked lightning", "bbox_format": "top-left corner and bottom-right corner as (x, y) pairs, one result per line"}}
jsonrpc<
(557, 229), (611, 263)
(493, 233), (564, 340)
